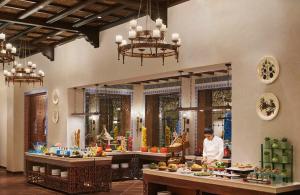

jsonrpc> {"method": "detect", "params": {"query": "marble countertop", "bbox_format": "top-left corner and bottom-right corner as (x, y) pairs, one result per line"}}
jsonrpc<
(143, 169), (300, 194)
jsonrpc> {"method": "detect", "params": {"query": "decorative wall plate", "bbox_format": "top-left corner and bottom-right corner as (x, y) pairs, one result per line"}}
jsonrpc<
(52, 89), (59, 105)
(256, 93), (279, 120)
(52, 110), (59, 124)
(257, 56), (279, 84)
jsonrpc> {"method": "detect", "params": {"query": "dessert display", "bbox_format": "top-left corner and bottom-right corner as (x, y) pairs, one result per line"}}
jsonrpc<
(158, 162), (168, 171)
(194, 171), (212, 177)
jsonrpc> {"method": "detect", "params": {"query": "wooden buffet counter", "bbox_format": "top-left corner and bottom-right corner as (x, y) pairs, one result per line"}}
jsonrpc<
(106, 151), (171, 180)
(185, 155), (231, 166)
(25, 153), (112, 194)
(143, 169), (300, 195)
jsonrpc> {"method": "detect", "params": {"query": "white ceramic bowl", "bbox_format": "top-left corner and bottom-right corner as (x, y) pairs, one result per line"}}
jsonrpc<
(143, 164), (150, 169)
(39, 167), (45, 173)
(111, 164), (119, 169)
(51, 169), (61, 176)
(121, 163), (129, 169)
(32, 166), (40, 172)
(61, 171), (68, 178)
(157, 191), (171, 195)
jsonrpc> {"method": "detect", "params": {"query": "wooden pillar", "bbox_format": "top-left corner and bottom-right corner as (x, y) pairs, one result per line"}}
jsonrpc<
(197, 90), (212, 154)
(145, 95), (160, 147)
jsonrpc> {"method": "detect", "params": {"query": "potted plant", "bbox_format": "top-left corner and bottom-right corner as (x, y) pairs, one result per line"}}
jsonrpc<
(263, 151), (271, 162)
(265, 137), (271, 148)
(272, 139), (279, 149)
(281, 137), (288, 149)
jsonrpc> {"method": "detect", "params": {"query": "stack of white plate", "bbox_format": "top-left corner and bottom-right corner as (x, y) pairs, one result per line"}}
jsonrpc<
(51, 169), (61, 176)
(39, 167), (45, 173)
(121, 163), (129, 168)
(61, 171), (68, 178)
(32, 166), (40, 172)
(157, 191), (171, 195)
(111, 164), (119, 169)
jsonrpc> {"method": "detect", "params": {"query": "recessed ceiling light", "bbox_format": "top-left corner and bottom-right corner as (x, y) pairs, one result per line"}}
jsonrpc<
(97, 16), (102, 19)
(39, 5), (44, 9)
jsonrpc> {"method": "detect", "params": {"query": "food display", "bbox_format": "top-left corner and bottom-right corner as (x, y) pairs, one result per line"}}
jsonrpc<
(194, 171), (211, 177)
(168, 164), (178, 172)
(191, 164), (202, 171)
(149, 163), (158, 169)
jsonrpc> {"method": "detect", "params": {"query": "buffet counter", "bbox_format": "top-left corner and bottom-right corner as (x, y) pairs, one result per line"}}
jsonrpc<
(25, 153), (112, 194)
(185, 155), (231, 166)
(143, 169), (300, 195)
(106, 151), (171, 180)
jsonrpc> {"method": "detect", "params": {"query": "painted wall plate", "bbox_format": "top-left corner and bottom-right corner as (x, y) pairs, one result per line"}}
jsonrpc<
(52, 89), (59, 105)
(256, 93), (279, 121)
(52, 110), (59, 124)
(257, 56), (279, 84)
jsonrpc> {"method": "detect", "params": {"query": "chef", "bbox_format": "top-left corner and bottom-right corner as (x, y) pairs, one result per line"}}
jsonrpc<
(202, 128), (224, 164)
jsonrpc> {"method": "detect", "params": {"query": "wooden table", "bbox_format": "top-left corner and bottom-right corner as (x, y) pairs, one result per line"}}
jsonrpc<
(143, 169), (300, 195)
(25, 153), (112, 194)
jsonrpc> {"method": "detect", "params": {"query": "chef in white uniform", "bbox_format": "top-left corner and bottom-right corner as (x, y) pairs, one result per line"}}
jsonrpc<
(202, 128), (224, 164)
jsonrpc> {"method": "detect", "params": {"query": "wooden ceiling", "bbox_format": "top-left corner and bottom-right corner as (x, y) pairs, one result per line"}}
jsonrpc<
(0, 0), (189, 61)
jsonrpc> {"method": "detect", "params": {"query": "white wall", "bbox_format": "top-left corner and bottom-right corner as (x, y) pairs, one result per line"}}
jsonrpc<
(3, 0), (300, 181)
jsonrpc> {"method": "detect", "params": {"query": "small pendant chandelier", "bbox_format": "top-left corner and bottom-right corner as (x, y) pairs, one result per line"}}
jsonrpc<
(3, 40), (45, 86)
(115, 0), (181, 66)
(0, 33), (17, 69)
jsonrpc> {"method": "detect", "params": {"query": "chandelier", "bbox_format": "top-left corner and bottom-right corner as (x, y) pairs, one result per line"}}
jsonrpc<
(115, 0), (181, 66)
(3, 41), (45, 86)
(0, 33), (17, 69)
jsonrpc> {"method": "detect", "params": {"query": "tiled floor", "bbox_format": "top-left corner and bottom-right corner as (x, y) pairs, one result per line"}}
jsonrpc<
(0, 168), (143, 195)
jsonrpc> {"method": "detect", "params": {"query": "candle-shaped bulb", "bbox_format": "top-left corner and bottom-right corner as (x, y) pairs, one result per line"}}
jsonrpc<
(121, 40), (127, 46)
(161, 24), (167, 32)
(6, 43), (12, 50)
(32, 64), (36, 69)
(25, 68), (31, 74)
(128, 30), (137, 39)
(172, 33), (179, 42)
(152, 29), (161, 38)
(3, 70), (8, 76)
(155, 18), (163, 28)
(115, 35), (123, 44)
(11, 47), (16, 54)
(1, 49), (6, 54)
(136, 25), (143, 32)
(0, 33), (5, 40)
(177, 38), (182, 46)
(129, 19), (137, 29)
(11, 68), (16, 74)
(28, 61), (32, 66)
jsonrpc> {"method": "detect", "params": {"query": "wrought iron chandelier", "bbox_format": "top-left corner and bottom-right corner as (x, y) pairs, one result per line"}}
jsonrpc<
(115, 0), (181, 66)
(0, 32), (17, 69)
(3, 41), (45, 86)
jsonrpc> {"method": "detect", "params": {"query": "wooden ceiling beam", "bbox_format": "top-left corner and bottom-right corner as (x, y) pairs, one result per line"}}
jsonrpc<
(46, 0), (98, 24)
(32, 30), (62, 44)
(100, 12), (141, 31)
(0, 0), (10, 8)
(73, 5), (127, 28)
(18, 0), (54, 19)
(0, 22), (12, 31)
(8, 26), (40, 42)
(0, 12), (79, 32)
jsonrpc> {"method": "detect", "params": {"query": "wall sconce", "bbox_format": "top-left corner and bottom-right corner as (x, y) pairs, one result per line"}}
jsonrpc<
(137, 113), (143, 132)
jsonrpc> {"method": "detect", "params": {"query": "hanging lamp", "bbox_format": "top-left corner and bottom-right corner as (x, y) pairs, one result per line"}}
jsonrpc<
(115, 0), (181, 66)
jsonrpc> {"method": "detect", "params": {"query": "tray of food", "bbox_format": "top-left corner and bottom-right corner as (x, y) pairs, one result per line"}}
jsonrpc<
(194, 171), (212, 177)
